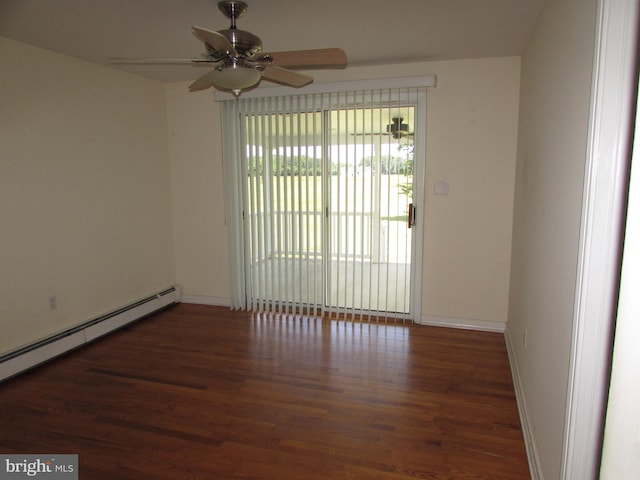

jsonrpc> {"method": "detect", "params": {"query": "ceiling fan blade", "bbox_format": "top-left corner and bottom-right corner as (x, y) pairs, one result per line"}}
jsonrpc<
(192, 26), (237, 56)
(109, 58), (215, 65)
(254, 48), (347, 68)
(188, 71), (216, 92)
(262, 66), (313, 88)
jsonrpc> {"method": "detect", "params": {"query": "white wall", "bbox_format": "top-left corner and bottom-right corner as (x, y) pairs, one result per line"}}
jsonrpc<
(507, 0), (598, 477)
(166, 57), (521, 325)
(416, 59), (519, 325)
(165, 84), (230, 302)
(0, 37), (176, 355)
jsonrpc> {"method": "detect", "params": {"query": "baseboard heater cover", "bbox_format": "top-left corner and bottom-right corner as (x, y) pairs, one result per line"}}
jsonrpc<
(0, 285), (181, 382)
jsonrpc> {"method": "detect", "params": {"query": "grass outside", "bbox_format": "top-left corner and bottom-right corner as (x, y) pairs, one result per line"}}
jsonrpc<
(248, 174), (413, 218)
(246, 173), (413, 263)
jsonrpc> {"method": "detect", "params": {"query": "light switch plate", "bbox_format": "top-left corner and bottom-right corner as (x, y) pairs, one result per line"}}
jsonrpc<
(434, 179), (450, 196)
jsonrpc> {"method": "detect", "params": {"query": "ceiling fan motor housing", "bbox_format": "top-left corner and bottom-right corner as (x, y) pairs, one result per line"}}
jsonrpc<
(219, 28), (262, 57)
(216, 1), (262, 58)
(387, 117), (409, 133)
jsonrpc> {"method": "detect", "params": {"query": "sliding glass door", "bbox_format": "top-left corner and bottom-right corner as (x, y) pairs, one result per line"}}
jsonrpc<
(231, 88), (424, 321)
(326, 106), (415, 316)
(243, 109), (326, 314)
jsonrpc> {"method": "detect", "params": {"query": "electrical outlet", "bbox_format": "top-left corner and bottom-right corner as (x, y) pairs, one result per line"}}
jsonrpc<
(48, 295), (57, 310)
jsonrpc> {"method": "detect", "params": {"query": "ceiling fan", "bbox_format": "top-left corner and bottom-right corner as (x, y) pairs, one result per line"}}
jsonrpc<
(351, 117), (414, 140)
(110, 1), (347, 97)
(386, 117), (414, 139)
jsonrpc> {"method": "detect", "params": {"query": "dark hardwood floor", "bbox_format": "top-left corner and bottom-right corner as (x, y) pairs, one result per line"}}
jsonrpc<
(0, 304), (530, 479)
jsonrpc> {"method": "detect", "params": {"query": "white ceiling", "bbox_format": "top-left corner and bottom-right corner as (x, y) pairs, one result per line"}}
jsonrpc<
(0, 0), (544, 83)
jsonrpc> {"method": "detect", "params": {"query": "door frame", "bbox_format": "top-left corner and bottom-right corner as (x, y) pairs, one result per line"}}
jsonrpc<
(219, 76), (437, 317)
(561, 0), (639, 477)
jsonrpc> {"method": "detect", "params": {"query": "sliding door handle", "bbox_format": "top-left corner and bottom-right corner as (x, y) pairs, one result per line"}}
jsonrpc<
(408, 203), (416, 229)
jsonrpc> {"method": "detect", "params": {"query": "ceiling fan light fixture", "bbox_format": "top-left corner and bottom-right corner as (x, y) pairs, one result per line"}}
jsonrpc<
(210, 62), (261, 96)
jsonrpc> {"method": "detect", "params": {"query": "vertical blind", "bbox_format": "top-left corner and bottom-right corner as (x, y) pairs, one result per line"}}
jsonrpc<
(221, 83), (429, 321)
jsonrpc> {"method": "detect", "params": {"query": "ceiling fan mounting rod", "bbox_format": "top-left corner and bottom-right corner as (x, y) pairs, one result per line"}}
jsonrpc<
(218, 1), (248, 29)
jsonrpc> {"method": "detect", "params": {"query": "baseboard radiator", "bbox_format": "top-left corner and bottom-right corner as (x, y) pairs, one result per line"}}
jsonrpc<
(0, 285), (181, 382)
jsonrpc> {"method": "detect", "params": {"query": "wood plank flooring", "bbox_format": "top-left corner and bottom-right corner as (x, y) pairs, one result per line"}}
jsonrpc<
(0, 304), (530, 479)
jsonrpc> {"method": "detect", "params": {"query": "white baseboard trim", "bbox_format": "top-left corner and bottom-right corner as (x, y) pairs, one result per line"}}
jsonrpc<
(181, 294), (231, 307)
(178, 301), (507, 334)
(417, 314), (506, 333)
(504, 327), (543, 480)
